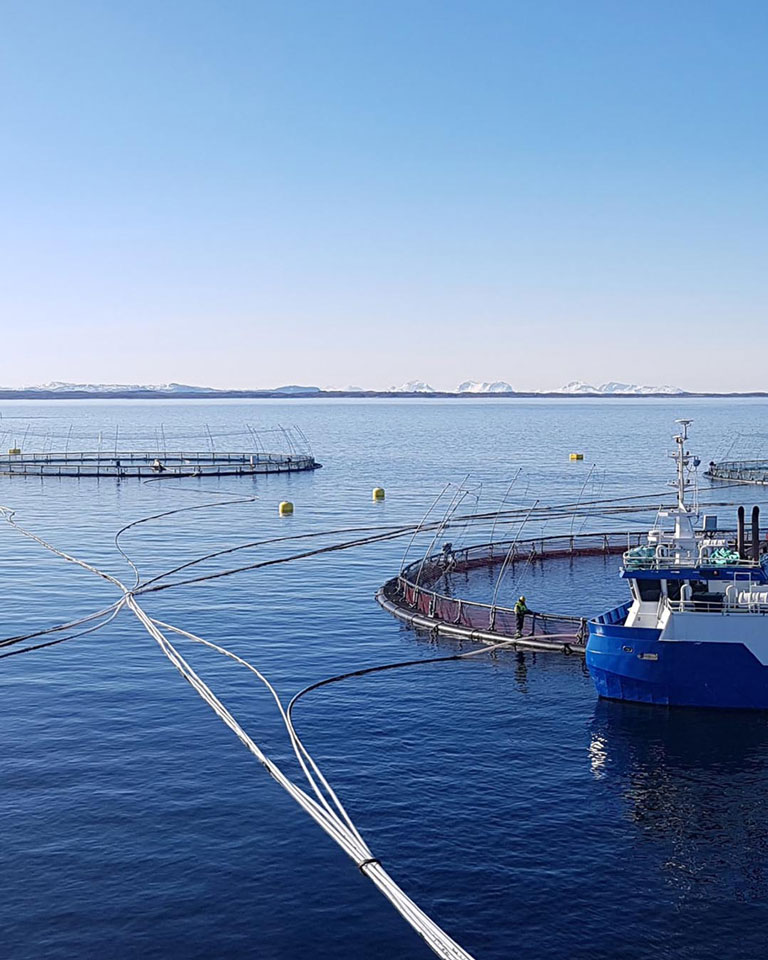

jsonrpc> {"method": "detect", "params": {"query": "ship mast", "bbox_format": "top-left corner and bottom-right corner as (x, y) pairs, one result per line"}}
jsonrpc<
(671, 418), (697, 551)
(674, 418), (692, 511)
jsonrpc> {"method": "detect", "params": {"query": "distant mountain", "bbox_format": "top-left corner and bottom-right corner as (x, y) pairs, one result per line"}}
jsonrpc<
(270, 384), (321, 395)
(22, 381), (216, 394)
(557, 381), (600, 394)
(598, 381), (684, 395)
(556, 381), (684, 395)
(456, 380), (515, 393)
(389, 380), (436, 393)
(14, 381), (322, 396)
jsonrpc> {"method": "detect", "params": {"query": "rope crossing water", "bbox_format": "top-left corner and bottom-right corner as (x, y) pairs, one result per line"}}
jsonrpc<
(0, 503), (477, 960)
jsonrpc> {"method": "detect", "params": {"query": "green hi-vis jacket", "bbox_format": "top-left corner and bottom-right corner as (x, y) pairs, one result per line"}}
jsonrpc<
(514, 600), (529, 616)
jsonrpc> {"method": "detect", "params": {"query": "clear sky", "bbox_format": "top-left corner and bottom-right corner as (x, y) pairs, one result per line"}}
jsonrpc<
(1, 0), (766, 391)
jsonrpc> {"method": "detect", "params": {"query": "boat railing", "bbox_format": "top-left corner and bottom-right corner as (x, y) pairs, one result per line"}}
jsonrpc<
(624, 556), (763, 571)
(623, 543), (764, 572)
(664, 597), (768, 615)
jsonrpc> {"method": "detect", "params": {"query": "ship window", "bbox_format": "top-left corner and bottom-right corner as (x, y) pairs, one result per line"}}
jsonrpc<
(637, 579), (662, 602)
(666, 580), (682, 601)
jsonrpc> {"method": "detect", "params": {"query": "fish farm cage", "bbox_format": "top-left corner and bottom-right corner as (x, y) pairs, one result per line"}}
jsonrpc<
(705, 460), (768, 485)
(378, 530), (648, 652)
(0, 424), (320, 478)
(0, 450), (320, 479)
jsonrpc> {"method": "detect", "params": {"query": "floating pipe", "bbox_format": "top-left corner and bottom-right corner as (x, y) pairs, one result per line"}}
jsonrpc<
(752, 505), (760, 561)
(737, 506), (745, 559)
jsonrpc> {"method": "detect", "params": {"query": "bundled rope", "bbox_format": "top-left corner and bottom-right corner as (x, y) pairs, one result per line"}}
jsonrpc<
(140, 613), (475, 959)
(0, 503), (477, 960)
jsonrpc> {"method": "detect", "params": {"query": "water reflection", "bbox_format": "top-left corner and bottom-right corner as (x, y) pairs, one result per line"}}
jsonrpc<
(590, 700), (768, 901)
(514, 650), (529, 693)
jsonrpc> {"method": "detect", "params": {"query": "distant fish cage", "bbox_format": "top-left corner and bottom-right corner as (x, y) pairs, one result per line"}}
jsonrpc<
(0, 422), (320, 478)
(705, 460), (768, 485)
(0, 450), (320, 479)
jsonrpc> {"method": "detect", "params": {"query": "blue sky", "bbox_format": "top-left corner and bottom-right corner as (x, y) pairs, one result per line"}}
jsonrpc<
(1, 0), (766, 391)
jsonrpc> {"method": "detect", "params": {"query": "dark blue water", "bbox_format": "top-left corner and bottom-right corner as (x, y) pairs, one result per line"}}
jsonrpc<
(440, 552), (628, 616)
(2, 398), (768, 959)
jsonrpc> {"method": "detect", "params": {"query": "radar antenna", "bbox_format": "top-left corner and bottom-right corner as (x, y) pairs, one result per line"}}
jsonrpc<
(672, 419), (696, 513)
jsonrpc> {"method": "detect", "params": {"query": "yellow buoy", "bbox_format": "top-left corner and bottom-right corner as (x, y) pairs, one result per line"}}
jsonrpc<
(278, 500), (294, 515)
(8, 448), (20, 456)
(569, 453), (584, 461)
(372, 487), (386, 501)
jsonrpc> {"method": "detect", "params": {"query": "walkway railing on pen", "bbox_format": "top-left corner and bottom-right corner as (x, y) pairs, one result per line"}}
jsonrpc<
(0, 450), (320, 478)
(391, 531), (646, 644)
(705, 460), (768, 485)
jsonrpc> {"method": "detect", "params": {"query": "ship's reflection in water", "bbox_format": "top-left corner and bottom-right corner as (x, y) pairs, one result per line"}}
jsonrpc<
(590, 700), (768, 902)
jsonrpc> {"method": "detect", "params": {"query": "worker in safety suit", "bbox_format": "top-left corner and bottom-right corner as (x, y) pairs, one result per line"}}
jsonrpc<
(514, 596), (530, 637)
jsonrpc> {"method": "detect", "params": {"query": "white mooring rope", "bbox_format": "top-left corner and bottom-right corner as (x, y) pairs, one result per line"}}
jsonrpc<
(0, 504), (477, 960)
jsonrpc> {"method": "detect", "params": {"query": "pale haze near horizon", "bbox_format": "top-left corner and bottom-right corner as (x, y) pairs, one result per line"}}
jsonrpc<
(1, 1), (766, 393)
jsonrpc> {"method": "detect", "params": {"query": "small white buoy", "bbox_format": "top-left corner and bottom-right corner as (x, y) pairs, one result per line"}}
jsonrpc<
(372, 487), (385, 501)
(278, 500), (294, 515)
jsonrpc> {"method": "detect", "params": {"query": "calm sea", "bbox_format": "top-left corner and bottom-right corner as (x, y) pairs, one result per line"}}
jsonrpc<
(2, 397), (768, 960)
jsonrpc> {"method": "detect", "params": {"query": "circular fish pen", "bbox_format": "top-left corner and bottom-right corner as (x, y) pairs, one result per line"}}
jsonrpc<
(0, 450), (320, 479)
(705, 459), (768, 485)
(0, 422), (320, 479)
(377, 531), (646, 653)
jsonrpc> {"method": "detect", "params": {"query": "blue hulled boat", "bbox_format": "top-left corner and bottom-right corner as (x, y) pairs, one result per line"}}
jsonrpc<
(586, 420), (768, 709)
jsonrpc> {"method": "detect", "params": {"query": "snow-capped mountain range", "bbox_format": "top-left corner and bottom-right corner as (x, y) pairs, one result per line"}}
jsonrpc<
(386, 380), (685, 394)
(6, 382), (323, 395)
(388, 381), (438, 393)
(18, 381), (214, 394)
(557, 381), (684, 395)
(0, 379), (686, 396)
(456, 380), (515, 393)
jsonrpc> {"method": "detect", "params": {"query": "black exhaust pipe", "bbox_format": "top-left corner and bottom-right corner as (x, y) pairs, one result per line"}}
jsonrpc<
(752, 505), (761, 561)
(737, 506), (745, 559)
